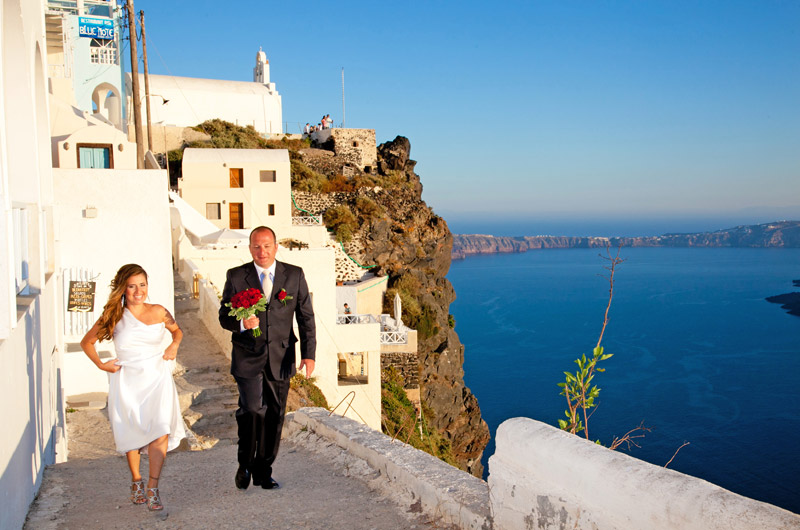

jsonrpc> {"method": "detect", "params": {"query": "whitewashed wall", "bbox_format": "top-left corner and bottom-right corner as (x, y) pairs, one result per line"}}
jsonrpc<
(0, 1), (67, 527)
(131, 73), (282, 136)
(488, 417), (800, 530)
(53, 168), (173, 397)
(180, 148), (291, 232)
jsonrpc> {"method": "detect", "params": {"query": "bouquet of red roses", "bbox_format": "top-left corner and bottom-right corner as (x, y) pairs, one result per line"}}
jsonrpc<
(224, 288), (268, 337)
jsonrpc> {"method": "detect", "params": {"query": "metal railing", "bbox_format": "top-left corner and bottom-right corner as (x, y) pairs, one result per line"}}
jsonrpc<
(336, 314), (378, 325)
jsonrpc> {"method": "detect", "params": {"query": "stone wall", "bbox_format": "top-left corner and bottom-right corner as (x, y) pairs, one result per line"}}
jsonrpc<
(329, 129), (377, 172)
(287, 408), (490, 530)
(381, 352), (420, 389)
(292, 190), (341, 217)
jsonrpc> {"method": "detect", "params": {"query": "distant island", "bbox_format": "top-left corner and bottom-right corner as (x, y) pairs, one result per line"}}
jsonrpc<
(451, 220), (800, 259)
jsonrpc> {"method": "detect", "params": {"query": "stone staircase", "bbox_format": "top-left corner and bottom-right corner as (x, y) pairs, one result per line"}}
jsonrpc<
(172, 272), (239, 447)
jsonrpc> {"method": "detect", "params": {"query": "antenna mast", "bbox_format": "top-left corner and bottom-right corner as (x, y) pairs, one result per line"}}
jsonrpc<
(341, 67), (345, 128)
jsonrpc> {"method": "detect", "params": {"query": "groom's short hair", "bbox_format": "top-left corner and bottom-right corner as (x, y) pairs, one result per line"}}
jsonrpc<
(249, 226), (276, 244)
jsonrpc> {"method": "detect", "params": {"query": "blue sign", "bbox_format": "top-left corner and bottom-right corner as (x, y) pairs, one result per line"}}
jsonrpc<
(78, 17), (115, 39)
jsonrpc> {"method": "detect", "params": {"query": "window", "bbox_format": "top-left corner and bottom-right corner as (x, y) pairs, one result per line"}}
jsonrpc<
(13, 207), (30, 295)
(260, 170), (276, 182)
(84, 2), (113, 17)
(229, 168), (243, 188)
(206, 203), (221, 220)
(229, 203), (243, 229)
(77, 143), (113, 168)
(268, 204), (275, 216)
(337, 352), (369, 385)
(89, 39), (117, 65)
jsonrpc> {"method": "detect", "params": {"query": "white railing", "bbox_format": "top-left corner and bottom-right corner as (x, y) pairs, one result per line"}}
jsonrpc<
(292, 216), (322, 226)
(336, 314), (378, 325)
(380, 330), (408, 345)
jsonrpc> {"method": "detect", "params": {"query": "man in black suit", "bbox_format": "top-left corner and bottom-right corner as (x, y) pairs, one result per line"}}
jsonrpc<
(219, 226), (316, 490)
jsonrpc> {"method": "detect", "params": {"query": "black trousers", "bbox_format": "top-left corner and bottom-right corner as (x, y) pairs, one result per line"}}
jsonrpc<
(233, 370), (290, 479)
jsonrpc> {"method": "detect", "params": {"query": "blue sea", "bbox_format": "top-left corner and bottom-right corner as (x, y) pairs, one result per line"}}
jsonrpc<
(448, 247), (800, 514)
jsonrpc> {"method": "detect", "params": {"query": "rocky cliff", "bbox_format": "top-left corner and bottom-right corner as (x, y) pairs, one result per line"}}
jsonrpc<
(453, 220), (800, 258)
(297, 136), (490, 476)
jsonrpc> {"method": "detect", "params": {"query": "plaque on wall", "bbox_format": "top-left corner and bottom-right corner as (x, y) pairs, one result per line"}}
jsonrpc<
(67, 281), (96, 312)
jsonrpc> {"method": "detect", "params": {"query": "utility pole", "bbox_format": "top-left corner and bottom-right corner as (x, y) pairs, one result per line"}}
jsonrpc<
(341, 67), (345, 129)
(139, 10), (152, 154)
(126, 0), (144, 168)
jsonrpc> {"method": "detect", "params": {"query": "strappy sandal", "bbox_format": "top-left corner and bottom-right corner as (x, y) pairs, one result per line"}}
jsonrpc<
(146, 486), (163, 511)
(130, 480), (146, 505)
(146, 476), (163, 511)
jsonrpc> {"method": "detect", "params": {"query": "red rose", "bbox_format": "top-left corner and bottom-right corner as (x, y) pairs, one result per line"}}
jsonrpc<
(277, 290), (286, 301)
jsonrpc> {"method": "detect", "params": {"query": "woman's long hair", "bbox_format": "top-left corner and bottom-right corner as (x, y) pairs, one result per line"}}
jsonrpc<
(96, 264), (148, 341)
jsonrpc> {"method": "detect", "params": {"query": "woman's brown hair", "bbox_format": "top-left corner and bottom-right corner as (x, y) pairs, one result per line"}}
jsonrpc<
(96, 264), (148, 341)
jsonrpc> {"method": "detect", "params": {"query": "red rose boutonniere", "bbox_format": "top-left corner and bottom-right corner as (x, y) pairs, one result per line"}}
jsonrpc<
(277, 288), (293, 306)
(224, 288), (267, 337)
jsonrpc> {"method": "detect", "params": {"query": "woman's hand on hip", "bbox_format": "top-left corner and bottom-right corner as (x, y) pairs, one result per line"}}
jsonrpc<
(163, 343), (178, 360)
(99, 359), (121, 373)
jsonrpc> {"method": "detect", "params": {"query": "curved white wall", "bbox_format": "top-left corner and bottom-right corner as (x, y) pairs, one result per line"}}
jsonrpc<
(488, 418), (800, 529)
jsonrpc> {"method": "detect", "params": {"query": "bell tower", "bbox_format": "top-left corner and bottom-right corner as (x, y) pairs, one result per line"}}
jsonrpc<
(253, 46), (270, 84)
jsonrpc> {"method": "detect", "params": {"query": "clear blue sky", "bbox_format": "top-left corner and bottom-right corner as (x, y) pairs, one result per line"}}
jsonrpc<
(133, 1), (800, 235)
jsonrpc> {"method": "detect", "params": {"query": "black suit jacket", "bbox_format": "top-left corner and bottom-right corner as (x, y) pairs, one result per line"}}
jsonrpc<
(219, 260), (316, 380)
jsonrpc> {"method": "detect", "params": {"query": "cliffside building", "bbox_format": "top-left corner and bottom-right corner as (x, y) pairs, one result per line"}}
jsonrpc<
(172, 150), (390, 430)
(179, 148), (291, 232)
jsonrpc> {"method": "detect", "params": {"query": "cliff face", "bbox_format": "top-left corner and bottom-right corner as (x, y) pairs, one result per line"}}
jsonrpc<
(363, 138), (489, 476)
(453, 221), (800, 258)
(297, 136), (490, 476)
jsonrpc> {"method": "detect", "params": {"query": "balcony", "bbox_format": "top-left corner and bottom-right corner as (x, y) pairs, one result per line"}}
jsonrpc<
(336, 314), (378, 325)
(292, 216), (322, 226)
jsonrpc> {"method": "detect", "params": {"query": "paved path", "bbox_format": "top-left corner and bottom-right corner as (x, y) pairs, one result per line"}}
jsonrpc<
(25, 273), (447, 529)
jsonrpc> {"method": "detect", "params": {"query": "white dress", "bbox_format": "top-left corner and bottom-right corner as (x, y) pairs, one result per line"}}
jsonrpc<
(107, 308), (186, 453)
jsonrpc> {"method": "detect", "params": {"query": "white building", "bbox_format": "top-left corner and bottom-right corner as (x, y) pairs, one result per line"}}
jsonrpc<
(1, 2), (174, 526)
(179, 148), (292, 232)
(128, 49), (283, 138)
(1, 1), (66, 527)
(172, 149), (388, 430)
(45, 0), (126, 131)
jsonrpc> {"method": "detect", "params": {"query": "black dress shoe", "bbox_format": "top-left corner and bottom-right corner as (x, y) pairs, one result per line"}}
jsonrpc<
(252, 473), (262, 487)
(261, 477), (280, 490)
(235, 466), (251, 490)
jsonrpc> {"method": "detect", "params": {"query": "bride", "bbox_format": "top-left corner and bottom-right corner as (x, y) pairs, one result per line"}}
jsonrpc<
(81, 264), (186, 511)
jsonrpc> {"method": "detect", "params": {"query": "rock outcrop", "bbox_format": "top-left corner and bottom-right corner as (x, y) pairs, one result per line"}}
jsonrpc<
(453, 220), (800, 258)
(362, 138), (489, 476)
(294, 136), (490, 476)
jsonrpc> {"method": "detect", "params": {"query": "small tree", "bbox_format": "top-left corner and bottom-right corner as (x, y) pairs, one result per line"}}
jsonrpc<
(558, 246), (623, 440)
(556, 246), (690, 465)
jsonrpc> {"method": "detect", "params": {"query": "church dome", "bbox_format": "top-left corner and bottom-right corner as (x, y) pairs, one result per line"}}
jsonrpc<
(256, 47), (267, 63)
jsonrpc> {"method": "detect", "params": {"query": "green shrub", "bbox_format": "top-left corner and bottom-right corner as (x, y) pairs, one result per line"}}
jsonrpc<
(384, 287), (421, 324)
(354, 197), (384, 222)
(410, 304), (439, 340)
(192, 119), (269, 149)
(334, 224), (354, 243)
(290, 373), (329, 409)
(322, 204), (358, 236)
(381, 367), (457, 467)
(321, 174), (355, 193)
(291, 159), (326, 192)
